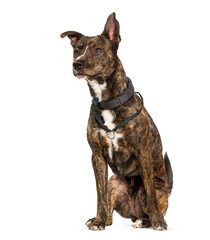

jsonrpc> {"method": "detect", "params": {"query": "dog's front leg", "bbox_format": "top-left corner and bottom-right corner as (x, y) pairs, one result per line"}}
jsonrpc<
(86, 153), (108, 230)
(139, 151), (167, 230)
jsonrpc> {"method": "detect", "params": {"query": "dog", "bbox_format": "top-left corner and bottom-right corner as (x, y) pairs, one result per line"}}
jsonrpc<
(61, 12), (173, 231)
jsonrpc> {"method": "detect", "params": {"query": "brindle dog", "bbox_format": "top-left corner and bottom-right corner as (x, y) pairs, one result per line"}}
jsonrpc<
(61, 12), (173, 231)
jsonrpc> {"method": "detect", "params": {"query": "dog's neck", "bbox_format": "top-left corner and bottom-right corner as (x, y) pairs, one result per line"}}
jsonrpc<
(87, 56), (128, 102)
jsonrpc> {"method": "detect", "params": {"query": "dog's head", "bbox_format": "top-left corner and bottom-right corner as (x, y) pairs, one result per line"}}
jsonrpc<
(61, 13), (121, 81)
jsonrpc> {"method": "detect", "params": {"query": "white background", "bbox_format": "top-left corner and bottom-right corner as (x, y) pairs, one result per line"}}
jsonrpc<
(0, 0), (210, 239)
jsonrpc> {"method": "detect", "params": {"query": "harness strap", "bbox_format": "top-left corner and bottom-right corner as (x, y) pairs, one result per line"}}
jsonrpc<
(91, 92), (144, 133)
(91, 104), (111, 133)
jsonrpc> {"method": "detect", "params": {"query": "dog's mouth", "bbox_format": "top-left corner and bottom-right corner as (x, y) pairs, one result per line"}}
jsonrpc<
(75, 74), (87, 79)
(74, 71), (101, 80)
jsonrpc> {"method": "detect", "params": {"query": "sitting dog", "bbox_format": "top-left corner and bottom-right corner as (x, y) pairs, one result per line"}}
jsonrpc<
(61, 12), (173, 231)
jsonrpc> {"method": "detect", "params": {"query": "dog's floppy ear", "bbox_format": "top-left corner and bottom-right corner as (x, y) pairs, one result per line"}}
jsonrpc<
(102, 12), (121, 45)
(60, 31), (82, 47)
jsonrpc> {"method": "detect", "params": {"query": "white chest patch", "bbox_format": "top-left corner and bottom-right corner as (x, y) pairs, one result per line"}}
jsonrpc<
(100, 110), (123, 159)
(88, 80), (107, 102)
(88, 80), (122, 159)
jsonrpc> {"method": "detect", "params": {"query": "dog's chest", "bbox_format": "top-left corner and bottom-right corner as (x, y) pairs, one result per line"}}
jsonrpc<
(88, 79), (123, 159)
(100, 110), (122, 159)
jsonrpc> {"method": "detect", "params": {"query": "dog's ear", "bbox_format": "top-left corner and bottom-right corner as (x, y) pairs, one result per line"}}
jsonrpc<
(102, 12), (121, 45)
(60, 31), (82, 47)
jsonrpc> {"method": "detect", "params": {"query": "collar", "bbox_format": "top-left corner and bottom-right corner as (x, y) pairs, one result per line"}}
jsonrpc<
(93, 77), (134, 109)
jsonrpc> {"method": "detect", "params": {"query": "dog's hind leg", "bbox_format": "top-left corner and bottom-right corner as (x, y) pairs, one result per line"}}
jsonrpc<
(155, 189), (168, 216)
(153, 153), (173, 217)
(107, 175), (150, 227)
(107, 175), (133, 225)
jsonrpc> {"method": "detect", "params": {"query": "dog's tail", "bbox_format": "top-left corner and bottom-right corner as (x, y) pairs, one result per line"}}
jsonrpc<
(164, 152), (173, 196)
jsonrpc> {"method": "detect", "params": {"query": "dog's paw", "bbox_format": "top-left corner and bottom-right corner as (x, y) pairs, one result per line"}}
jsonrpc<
(133, 219), (143, 228)
(133, 218), (151, 228)
(152, 216), (167, 231)
(86, 217), (105, 231)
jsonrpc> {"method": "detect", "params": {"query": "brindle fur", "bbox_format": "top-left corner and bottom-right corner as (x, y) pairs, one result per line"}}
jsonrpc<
(61, 12), (173, 231)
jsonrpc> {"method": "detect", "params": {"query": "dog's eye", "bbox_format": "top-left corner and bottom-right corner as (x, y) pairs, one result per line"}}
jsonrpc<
(74, 49), (79, 54)
(95, 48), (102, 53)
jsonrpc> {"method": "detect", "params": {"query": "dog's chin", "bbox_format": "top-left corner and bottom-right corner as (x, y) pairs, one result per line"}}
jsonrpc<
(74, 71), (101, 80)
(75, 74), (87, 79)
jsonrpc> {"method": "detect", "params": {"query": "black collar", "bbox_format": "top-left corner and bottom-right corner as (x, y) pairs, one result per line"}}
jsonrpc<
(93, 77), (134, 109)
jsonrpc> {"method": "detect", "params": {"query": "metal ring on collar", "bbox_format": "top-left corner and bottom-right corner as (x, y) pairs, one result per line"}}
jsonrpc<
(106, 131), (116, 139)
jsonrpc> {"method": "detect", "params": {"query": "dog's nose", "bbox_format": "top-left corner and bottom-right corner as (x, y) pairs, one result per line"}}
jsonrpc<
(73, 60), (85, 71)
